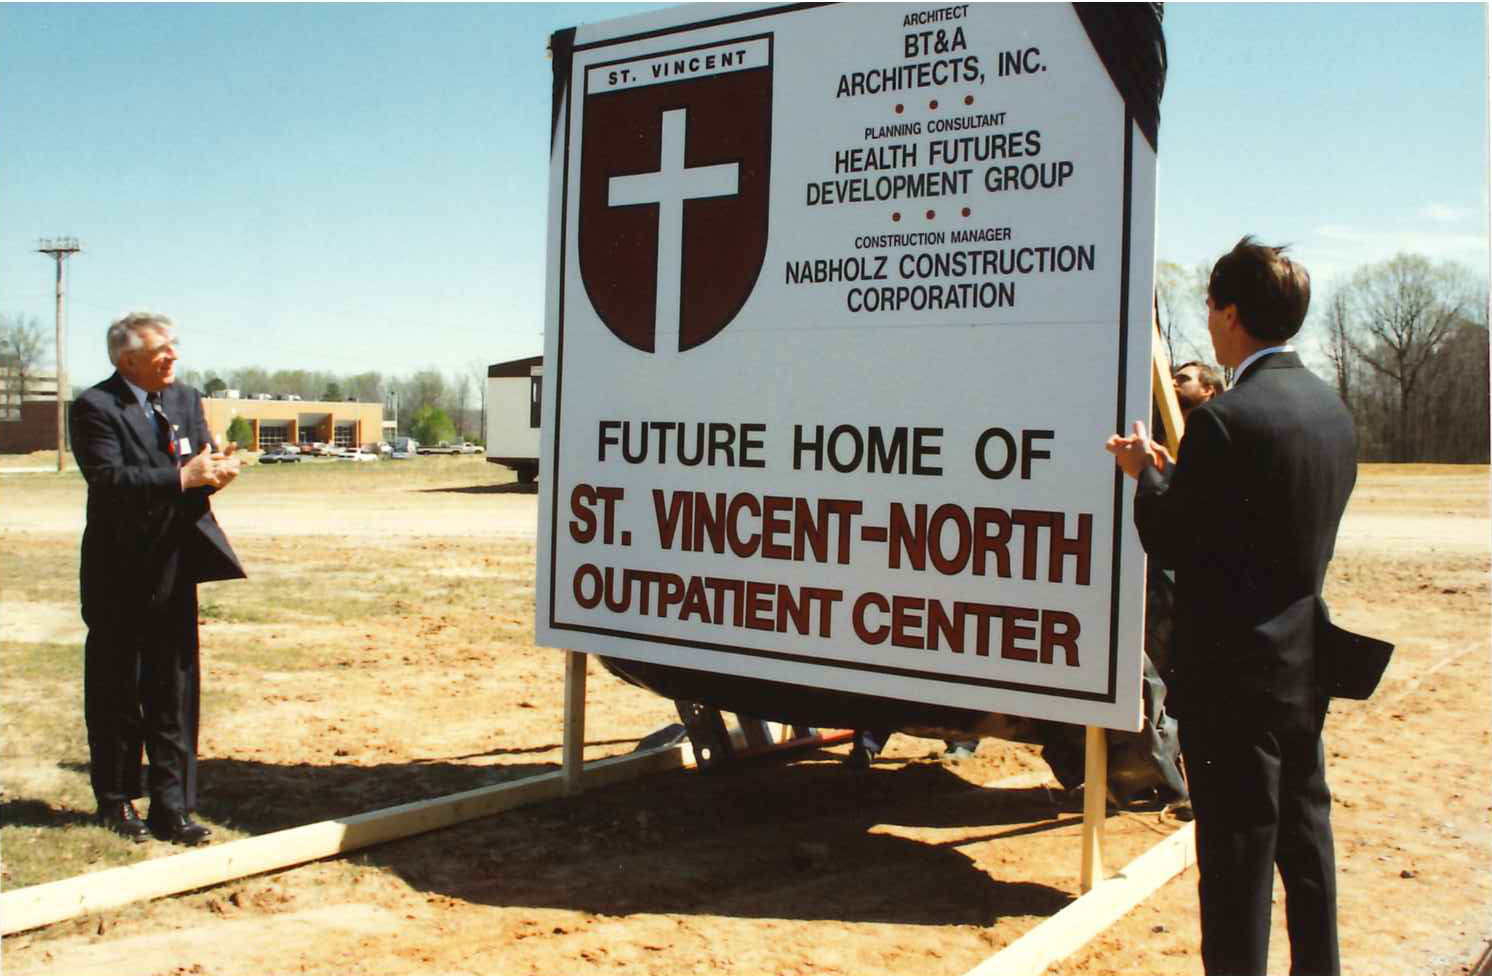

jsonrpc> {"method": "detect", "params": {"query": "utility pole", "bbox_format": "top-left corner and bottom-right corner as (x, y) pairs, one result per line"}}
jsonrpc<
(37, 237), (81, 473)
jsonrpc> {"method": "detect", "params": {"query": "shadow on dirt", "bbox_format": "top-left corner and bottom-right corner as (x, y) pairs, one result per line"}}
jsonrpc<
(356, 753), (1076, 927)
(14, 749), (1078, 928)
(0, 797), (97, 830)
(421, 482), (537, 495)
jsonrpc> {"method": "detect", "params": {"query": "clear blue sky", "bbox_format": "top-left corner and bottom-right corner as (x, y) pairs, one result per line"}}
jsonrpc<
(2, 3), (1487, 391)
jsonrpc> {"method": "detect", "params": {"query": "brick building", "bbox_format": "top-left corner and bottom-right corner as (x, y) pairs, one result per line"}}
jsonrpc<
(0, 368), (385, 454)
(0, 368), (61, 453)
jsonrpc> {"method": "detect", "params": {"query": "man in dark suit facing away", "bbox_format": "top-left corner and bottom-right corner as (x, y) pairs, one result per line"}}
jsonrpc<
(1107, 238), (1356, 976)
(71, 311), (246, 845)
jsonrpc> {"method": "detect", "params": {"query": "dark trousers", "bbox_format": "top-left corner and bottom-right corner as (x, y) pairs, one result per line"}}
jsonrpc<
(1180, 719), (1339, 976)
(84, 582), (200, 816)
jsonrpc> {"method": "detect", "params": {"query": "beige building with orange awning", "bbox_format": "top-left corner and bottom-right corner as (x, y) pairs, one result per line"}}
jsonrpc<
(201, 396), (385, 452)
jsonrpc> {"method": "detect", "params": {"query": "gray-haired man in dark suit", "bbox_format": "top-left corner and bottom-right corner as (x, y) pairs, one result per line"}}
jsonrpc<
(71, 311), (246, 845)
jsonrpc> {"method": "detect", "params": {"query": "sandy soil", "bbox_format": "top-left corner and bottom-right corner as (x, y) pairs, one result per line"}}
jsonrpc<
(1, 462), (1487, 976)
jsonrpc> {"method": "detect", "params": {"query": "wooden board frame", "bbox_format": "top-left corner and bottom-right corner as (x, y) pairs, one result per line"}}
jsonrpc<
(0, 740), (688, 936)
(961, 821), (1197, 976)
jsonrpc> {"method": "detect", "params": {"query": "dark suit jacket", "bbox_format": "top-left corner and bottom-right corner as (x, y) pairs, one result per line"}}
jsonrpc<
(71, 373), (245, 627)
(1133, 351), (1356, 732)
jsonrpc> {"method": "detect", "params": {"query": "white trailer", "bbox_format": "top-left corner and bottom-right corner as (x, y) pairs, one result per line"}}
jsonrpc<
(485, 355), (542, 483)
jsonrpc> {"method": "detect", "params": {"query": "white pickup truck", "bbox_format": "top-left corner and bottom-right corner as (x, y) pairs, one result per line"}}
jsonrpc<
(417, 441), (480, 456)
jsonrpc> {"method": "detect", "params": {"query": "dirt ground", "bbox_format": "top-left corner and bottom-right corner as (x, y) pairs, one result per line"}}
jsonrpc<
(1, 458), (1487, 976)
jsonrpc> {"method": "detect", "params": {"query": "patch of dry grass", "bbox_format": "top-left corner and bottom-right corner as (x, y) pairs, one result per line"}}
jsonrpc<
(0, 455), (557, 890)
(231, 454), (507, 494)
(0, 636), (145, 889)
(0, 536), (77, 605)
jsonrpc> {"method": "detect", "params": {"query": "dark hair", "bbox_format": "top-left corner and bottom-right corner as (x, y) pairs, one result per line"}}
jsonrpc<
(1175, 360), (1225, 397)
(1207, 236), (1311, 342)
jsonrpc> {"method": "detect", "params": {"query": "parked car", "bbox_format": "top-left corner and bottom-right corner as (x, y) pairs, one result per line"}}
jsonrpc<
(418, 441), (480, 455)
(337, 447), (380, 462)
(258, 447), (302, 464)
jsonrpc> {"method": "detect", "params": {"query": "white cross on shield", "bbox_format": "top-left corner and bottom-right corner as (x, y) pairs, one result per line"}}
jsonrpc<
(608, 109), (740, 350)
(578, 41), (772, 353)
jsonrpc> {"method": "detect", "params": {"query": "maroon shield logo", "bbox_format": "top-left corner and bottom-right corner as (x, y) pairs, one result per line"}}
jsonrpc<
(578, 38), (772, 353)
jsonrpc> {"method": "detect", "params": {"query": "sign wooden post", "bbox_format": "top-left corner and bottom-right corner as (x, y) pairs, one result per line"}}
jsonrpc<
(1080, 724), (1108, 891)
(1079, 315), (1186, 892)
(562, 650), (588, 796)
(1152, 320), (1185, 456)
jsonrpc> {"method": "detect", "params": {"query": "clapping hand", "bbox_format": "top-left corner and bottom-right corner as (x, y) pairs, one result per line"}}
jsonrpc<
(1105, 420), (1171, 479)
(181, 443), (241, 490)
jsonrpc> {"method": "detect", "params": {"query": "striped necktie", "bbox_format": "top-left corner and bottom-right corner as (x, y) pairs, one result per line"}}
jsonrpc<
(145, 392), (178, 462)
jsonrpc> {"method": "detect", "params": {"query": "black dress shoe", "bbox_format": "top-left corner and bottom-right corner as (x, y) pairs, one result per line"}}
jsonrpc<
(96, 801), (150, 843)
(148, 811), (212, 845)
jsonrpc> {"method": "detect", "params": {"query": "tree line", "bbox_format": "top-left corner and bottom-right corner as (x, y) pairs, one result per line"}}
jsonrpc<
(172, 364), (491, 447)
(5, 248), (1488, 461)
(0, 317), (489, 447)
(1157, 251), (1489, 464)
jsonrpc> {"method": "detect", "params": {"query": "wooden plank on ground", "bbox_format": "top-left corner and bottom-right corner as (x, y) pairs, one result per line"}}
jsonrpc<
(0, 742), (686, 936)
(961, 821), (1197, 976)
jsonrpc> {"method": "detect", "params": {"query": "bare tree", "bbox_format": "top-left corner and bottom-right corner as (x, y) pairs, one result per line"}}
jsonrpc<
(0, 314), (49, 420)
(227, 367), (270, 397)
(1319, 286), (1356, 407)
(1154, 261), (1207, 370)
(345, 371), (385, 404)
(1416, 318), (1490, 462)
(403, 369), (446, 417)
(1343, 255), (1472, 461)
(449, 370), (473, 440)
(468, 359), (490, 445)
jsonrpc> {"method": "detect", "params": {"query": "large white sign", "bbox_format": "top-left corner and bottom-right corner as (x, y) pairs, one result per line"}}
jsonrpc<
(538, 2), (1158, 731)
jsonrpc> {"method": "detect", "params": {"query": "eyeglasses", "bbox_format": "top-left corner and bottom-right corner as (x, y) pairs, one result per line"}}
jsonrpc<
(138, 338), (180, 356)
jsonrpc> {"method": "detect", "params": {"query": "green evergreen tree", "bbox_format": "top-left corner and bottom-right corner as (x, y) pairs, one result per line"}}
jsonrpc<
(225, 416), (253, 449)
